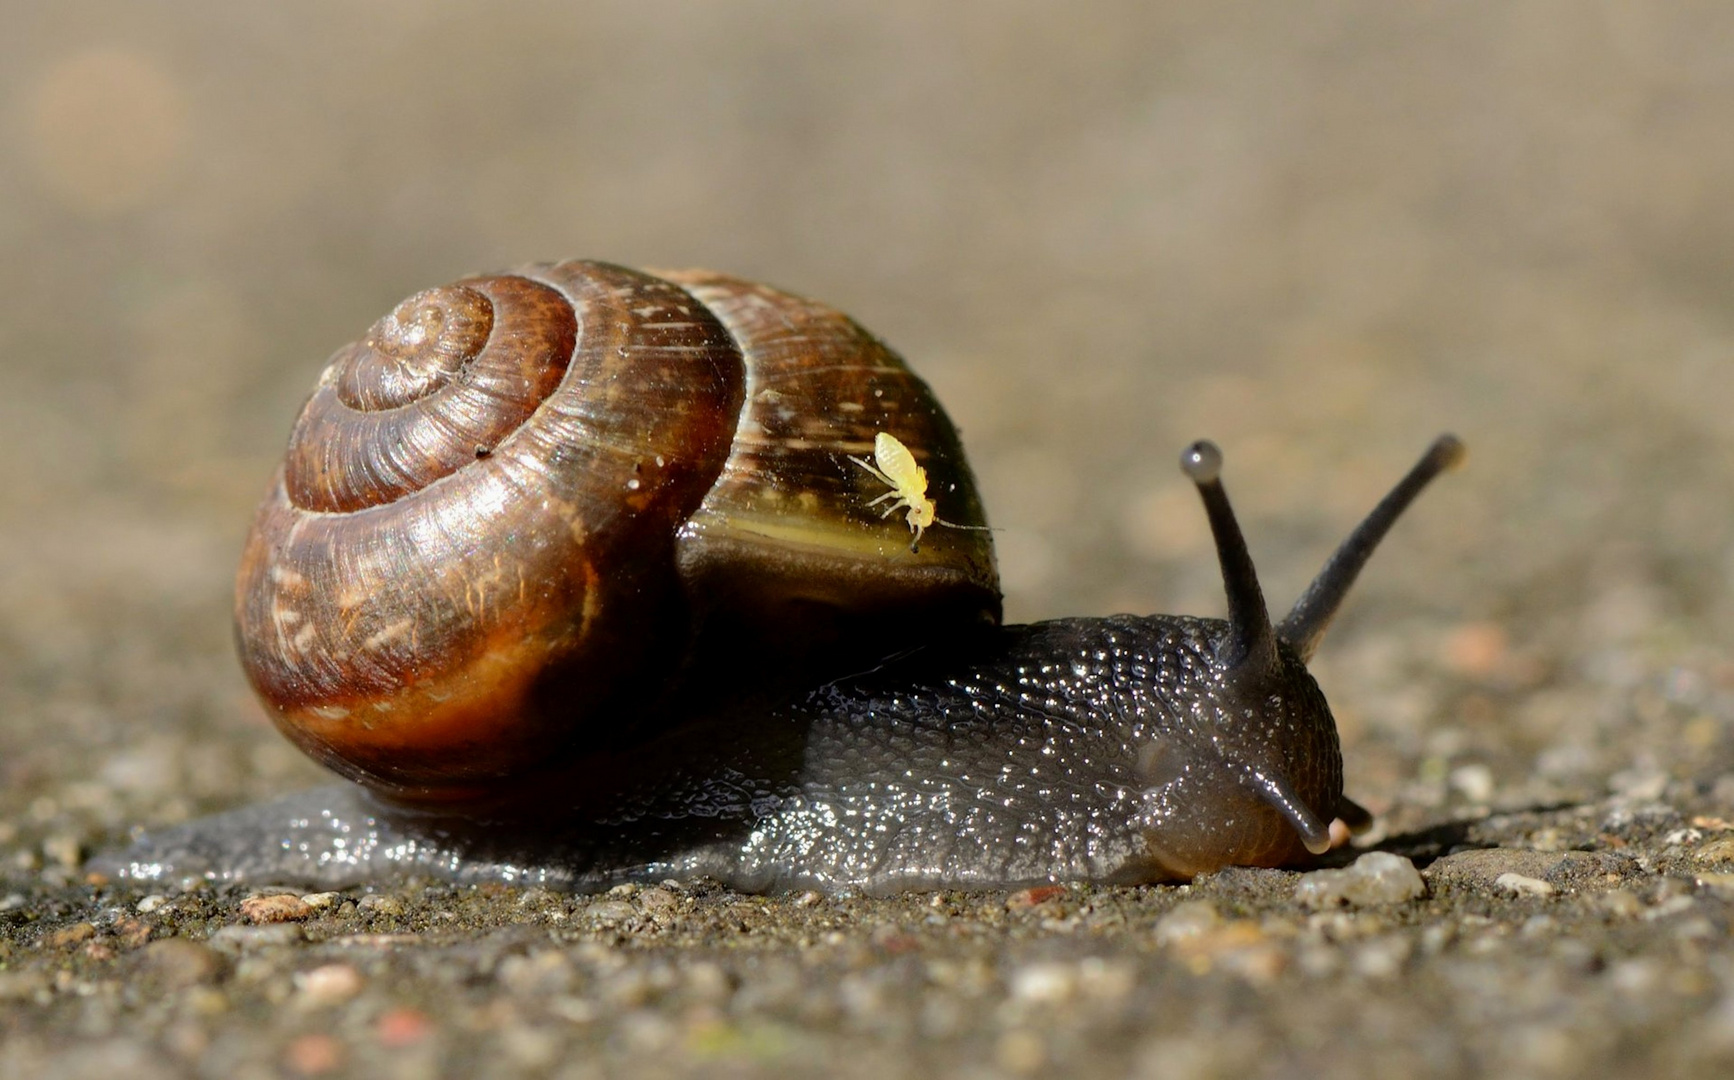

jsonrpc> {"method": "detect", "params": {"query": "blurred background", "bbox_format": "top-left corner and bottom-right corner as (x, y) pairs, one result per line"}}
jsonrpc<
(3, 2), (1733, 855)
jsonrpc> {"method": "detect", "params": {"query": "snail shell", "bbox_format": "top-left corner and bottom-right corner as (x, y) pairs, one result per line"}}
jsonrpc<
(236, 261), (998, 801)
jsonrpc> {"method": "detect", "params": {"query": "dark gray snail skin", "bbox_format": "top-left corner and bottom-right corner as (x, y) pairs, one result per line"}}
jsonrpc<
(98, 435), (1463, 895)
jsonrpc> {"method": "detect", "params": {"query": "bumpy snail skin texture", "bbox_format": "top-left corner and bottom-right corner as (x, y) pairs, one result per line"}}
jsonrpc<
(233, 261), (997, 802)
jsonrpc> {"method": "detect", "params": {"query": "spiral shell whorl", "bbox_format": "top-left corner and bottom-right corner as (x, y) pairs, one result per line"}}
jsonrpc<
(284, 277), (577, 514)
(335, 283), (492, 412)
(240, 263), (745, 798)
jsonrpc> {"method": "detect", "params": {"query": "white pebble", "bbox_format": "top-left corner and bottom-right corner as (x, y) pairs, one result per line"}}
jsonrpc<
(358, 893), (404, 915)
(293, 963), (364, 1006)
(1294, 852), (1426, 909)
(136, 894), (169, 913)
(1153, 900), (1222, 945)
(1010, 962), (1078, 1004)
(1494, 872), (1555, 897)
(1449, 764), (1495, 803)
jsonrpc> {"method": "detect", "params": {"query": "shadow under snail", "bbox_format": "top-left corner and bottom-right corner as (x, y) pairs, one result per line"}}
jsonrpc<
(100, 260), (1465, 894)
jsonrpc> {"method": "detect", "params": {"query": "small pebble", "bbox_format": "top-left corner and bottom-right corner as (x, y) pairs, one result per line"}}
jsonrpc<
(294, 963), (365, 1006)
(0, 894), (23, 913)
(1010, 962), (1078, 1004)
(208, 924), (303, 951)
(1494, 873), (1555, 898)
(1608, 958), (1661, 995)
(1449, 764), (1496, 804)
(583, 900), (637, 926)
(1695, 837), (1734, 864)
(1294, 852), (1425, 909)
(1153, 900), (1222, 945)
(357, 894), (404, 916)
(299, 892), (342, 910)
(136, 894), (169, 914)
(376, 1007), (435, 1048)
(1528, 828), (1567, 852)
(516, 886), (559, 908)
(240, 894), (314, 924)
(44, 922), (97, 948)
(41, 833), (84, 870)
(1420, 924), (1456, 954)
(1006, 885), (1066, 909)
(112, 916), (152, 948)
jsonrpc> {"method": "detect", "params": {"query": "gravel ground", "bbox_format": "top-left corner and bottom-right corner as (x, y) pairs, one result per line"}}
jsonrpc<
(6, 4), (1734, 1078)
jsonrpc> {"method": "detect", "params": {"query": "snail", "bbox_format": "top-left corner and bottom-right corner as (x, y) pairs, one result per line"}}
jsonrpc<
(98, 259), (1464, 894)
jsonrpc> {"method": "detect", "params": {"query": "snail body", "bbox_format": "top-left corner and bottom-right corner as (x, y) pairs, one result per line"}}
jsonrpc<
(100, 261), (1463, 893)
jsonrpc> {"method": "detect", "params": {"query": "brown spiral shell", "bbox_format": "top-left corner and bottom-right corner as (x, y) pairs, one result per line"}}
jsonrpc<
(235, 261), (1000, 802)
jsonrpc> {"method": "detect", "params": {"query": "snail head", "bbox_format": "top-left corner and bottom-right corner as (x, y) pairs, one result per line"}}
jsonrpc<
(1131, 435), (1466, 878)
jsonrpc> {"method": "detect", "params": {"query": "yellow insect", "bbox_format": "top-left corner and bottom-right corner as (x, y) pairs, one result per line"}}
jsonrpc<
(849, 431), (986, 553)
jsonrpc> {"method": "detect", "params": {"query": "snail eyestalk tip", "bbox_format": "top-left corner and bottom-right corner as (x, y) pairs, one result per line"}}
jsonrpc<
(1180, 440), (1276, 676)
(1431, 432), (1468, 471)
(1277, 433), (1467, 662)
(1180, 440), (1222, 484)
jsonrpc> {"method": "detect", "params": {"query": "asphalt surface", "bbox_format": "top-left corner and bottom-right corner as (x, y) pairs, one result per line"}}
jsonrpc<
(5, 4), (1734, 1078)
